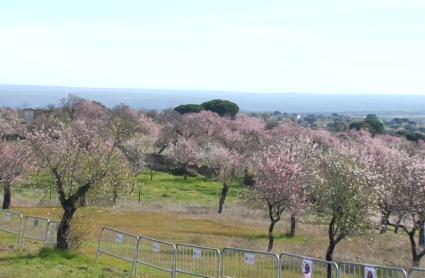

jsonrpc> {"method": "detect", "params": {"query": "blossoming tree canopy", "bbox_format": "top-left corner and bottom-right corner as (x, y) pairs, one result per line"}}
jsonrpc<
(250, 135), (316, 251)
(27, 121), (128, 250)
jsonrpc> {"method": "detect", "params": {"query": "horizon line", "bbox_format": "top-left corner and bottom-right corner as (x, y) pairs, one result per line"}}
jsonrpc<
(1, 83), (425, 97)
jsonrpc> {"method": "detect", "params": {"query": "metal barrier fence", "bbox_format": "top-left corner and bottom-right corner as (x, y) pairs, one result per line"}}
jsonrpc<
(0, 209), (23, 246)
(338, 261), (408, 278)
(92, 225), (420, 278)
(221, 247), (280, 278)
(409, 267), (425, 278)
(45, 221), (60, 245)
(175, 243), (221, 278)
(21, 215), (49, 247)
(280, 252), (338, 278)
(95, 227), (139, 273)
(135, 236), (176, 277)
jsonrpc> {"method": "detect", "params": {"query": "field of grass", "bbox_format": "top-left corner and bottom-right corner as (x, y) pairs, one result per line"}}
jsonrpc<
(134, 171), (243, 205)
(13, 171), (243, 208)
(0, 171), (423, 277)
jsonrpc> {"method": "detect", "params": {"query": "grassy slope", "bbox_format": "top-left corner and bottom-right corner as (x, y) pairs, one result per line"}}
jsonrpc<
(0, 171), (422, 277)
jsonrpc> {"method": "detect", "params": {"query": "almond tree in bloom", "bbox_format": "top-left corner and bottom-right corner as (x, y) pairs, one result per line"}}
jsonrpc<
(219, 114), (265, 154)
(0, 108), (33, 209)
(250, 136), (315, 251)
(199, 143), (241, 213)
(155, 112), (200, 154)
(262, 122), (316, 236)
(168, 136), (198, 180)
(387, 154), (425, 267)
(27, 121), (125, 250)
(0, 141), (33, 209)
(76, 100), (108, 124)
(353, 134), (409, 234)
(104, 105), (155, 183)
(0, 108), (25, 140)
(310, 148), (376, 268)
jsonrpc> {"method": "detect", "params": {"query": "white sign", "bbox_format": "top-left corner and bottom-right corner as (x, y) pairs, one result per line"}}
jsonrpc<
(302, 259), (313, 278)
(193, 248), (202, 259)
(364, 266), (376, 278)
(3, 212), (11, 222)
(244, 253), (256, 265)
(115, 233), (124, 244)
(152, 242), (161, 253)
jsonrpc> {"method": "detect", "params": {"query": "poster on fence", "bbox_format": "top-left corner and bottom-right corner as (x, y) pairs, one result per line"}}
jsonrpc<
(364, 266), (376, 278)
(3, 212), (11, 222)
(152, 242), (161, 253)
(302, 259), (313, 278)
(244, 253), (256, 265)
(115, 233), (124, 244)
(193, 248), (202, 259)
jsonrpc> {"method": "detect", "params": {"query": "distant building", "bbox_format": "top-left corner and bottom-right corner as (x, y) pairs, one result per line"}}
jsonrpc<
(21, 108), (54, 125)
(22, 109), (34, 124)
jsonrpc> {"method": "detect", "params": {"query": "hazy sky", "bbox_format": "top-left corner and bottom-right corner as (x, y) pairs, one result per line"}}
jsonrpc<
(1, 0), (425, 94)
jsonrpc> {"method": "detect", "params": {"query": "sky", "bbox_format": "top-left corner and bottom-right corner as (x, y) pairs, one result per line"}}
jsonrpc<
(0, 0), (425, 95)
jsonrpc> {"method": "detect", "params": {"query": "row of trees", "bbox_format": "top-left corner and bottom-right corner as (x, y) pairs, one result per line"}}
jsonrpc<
(1, 95), (425, 267)
(248, 127), (425, 267)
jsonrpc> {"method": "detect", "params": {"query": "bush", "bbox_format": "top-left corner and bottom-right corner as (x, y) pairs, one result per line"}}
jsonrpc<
(68, 215), (90, 251)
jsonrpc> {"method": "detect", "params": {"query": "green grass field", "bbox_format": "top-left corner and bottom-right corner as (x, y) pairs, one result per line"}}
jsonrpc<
(135, 171), (243, 205)
(14, 171), (243, 207)
(0, 171), (422, 277)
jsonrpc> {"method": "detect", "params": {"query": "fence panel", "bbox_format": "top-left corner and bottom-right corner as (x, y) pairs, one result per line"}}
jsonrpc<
(135, 236), (176, 277)
(21, 216), (49, 247)
(409, 267), (425, 278)
(95, 227), (139, 273)
(0, 209), (23, 245)
(279, 252), (338, 278)
(221, 247), (280, 278)
(339, 262), (408, 278)
(45, 221), (60, 245)
(175, 243), (221, 277)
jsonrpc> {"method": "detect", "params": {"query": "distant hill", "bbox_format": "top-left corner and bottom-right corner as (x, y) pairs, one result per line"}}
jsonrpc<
(0, 84), (424, 115)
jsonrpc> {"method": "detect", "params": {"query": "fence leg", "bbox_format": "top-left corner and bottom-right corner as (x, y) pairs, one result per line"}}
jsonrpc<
(172, 247), (176, 278)
(95, 229), (104, 263)
(20, 219), (27, 249)
(17, 214), (23, 248)
(131, 237), (140, 276)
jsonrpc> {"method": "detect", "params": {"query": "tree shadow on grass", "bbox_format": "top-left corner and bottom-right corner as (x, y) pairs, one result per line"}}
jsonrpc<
(0, 247), (75, 262)
(247, 233), (306, 243)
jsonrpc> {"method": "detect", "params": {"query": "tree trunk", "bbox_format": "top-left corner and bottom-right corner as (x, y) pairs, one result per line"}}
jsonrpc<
(408, 230), (420, 267)
(218, 183), (229, 214)
(138, 188), (141, 204)
(2, 184), (11, 209)
(56, 204), (76, 250)
(419, 224), (425, 247)
(380, 214), (389, 234)
(184, 164), (188, 180)
(113, 185), (118, 204)
(289, 215), (296, 237)
(326, 216), (337, 278)
(78, 194), (87, 207)
(394, 217), (402, 234)
(267, 220), (277, 252)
